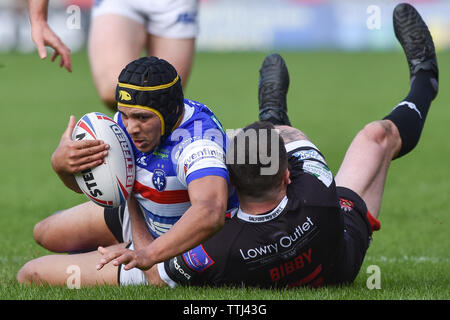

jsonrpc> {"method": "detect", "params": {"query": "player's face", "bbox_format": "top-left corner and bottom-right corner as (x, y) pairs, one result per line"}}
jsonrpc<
(118, 106), (162, 153)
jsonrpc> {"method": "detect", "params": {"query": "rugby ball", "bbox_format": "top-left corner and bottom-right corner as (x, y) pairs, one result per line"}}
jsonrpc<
(71, 112), (135, 208)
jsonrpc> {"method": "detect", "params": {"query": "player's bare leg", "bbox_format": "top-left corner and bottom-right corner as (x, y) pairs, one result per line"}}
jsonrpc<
(146, 34), (195, 88)
(336, 3), (438, 219)
(16, 243), (126, 286)
(33, 201), (119, 253)
(88, 14), (147, 111)
(335, 120), (401, 218)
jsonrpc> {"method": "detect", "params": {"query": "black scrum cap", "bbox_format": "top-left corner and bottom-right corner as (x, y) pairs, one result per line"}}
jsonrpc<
(115, 56), (184, 143)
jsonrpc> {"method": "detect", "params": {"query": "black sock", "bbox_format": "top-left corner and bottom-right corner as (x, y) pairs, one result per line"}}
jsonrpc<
(383, 70), (438, 158)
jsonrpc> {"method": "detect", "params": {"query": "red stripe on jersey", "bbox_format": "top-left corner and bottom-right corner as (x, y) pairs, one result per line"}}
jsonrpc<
(288, 264), (322, 288)
(134, 180), (190, 204)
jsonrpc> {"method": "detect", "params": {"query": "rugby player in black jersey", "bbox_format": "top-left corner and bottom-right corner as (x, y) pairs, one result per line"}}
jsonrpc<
(24, 3), (438, 289)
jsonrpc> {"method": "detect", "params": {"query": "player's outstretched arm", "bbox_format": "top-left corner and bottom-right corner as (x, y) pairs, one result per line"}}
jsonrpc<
(128, 194), (155, 250)
(27, 0), (72, 72)
(146, 175), (227, 261)
(51, 116), (110, 193)
(97, 175), (228, 271)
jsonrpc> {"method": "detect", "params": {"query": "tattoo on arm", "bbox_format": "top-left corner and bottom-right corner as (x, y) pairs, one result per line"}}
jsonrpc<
(275, 125), (309, 144)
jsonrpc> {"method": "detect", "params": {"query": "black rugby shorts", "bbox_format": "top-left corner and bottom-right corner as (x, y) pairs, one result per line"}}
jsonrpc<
(332, 186), (380, 284)
(104, 205), (126, 243)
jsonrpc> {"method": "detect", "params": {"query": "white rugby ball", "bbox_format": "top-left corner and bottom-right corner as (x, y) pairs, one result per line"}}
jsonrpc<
(71, 112), (135, 208)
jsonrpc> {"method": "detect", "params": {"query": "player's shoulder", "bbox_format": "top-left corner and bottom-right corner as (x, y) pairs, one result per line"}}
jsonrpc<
(170, 99), (228, 163)
(285, 140), (339, 208)
(166, 99), (230, 187)
(179, 99), (225, 135)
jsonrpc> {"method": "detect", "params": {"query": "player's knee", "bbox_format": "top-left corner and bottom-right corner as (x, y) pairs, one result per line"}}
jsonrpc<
(33, 220), (48, 248)
(360, 120), (400, 151)
(17, 260), (41, 285)
(33, 219), (65, 252)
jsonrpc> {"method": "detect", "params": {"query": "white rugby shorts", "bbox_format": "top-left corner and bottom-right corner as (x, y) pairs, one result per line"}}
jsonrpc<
(118, 243), (175, 287)
(91, 0), (199, 38)
(118, 243), (149, 286)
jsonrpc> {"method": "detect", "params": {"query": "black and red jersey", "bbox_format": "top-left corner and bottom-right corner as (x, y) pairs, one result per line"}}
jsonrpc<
(160, 140), (349, 288)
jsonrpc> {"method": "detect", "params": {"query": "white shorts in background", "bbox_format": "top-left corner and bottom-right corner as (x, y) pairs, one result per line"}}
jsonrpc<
(91, 0), (199, 38)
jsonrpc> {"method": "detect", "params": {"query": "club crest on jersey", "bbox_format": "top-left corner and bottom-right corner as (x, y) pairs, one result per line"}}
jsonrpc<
(152, 168), (167, 192)
(339, 198), (354, 212)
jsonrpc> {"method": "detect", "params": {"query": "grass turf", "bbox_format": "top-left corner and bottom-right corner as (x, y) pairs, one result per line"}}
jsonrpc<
(0, 50), (449, 300)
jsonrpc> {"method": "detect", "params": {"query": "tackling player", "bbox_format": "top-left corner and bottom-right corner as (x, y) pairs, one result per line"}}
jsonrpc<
(27, 0), (198, 110)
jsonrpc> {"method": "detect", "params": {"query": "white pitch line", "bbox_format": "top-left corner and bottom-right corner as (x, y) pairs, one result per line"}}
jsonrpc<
(366, 255), (450, 264)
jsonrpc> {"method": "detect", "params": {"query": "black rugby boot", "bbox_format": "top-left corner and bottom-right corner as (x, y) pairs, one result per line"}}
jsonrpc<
(384, 3), (439, 158)
(258, 53), (291, 126)
(393, 3), (439, 91)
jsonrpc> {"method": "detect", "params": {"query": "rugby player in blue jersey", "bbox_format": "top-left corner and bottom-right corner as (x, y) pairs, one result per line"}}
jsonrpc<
(17, 56), (237, 285)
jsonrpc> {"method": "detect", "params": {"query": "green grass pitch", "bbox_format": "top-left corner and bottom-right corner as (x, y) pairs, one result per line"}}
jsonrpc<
(0, 50), (449, 300)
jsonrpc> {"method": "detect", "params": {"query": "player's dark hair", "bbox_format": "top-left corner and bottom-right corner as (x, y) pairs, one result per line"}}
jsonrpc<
(115, 56), (184, 143)
(226, 121), (288, 200)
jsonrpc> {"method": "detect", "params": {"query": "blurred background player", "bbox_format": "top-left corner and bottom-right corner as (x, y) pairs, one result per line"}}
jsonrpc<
(27, 0), (198, 110)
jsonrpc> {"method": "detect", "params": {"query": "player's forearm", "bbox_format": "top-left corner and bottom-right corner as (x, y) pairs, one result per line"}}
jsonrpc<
(143, 203), (225, 264)
(54, 170), (82, 193)
(28, 0), (49, 23)
(128, 196), (154, 250)
(51, 155), (82, 193)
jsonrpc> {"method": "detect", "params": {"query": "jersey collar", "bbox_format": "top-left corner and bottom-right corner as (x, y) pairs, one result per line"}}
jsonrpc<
(237, 196), (288, 223)
(179, 102), (195, 126)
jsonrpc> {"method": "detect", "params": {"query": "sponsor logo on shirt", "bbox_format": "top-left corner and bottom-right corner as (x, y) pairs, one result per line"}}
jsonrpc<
(292, 149), (326, 164)
(239, 217), (316, 261)
(183, 245), (215, 273)
(173, 257), (191, 280)
(183, 146), (225, 172)
(302, 160), (333, 187)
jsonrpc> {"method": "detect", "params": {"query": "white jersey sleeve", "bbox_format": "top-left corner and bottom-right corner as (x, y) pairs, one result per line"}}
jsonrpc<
(175, 139), (228, 187)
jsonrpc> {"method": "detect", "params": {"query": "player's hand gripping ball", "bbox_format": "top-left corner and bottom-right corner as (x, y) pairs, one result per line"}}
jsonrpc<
(72, 112), (135, 208)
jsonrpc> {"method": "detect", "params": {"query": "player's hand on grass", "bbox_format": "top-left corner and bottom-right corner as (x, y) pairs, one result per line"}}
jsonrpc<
(96, 246), (154, 271)
(51, 115), (109, 175)
(31, 20), (72, 72)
